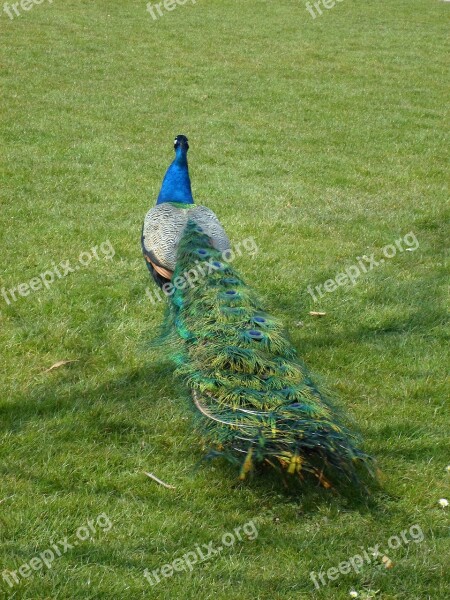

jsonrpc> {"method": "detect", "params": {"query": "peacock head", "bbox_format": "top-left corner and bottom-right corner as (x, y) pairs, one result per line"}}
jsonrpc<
(174, 134), (189, 152)
(157, 134), (193, 204)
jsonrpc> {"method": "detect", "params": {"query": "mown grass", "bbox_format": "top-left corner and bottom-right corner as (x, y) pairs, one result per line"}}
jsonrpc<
(0, 1), (448, 599)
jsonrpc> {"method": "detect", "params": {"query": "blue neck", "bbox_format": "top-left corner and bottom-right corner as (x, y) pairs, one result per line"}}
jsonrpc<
(156, 146), (194, 205)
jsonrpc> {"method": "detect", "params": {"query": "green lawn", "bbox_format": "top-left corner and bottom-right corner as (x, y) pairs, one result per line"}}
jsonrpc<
(1, 1), (449, 598)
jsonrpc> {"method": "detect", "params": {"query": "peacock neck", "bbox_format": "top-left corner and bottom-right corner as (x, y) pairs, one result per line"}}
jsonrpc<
(156, 147), (194, 205)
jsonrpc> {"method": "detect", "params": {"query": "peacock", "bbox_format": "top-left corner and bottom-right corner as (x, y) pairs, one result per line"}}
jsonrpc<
(142, 135), (373, 489)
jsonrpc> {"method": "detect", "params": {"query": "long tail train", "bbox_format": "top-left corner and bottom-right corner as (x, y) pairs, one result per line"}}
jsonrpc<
(161, 221), (374, 488)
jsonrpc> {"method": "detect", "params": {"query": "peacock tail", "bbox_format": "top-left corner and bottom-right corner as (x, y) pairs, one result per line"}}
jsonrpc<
(160, 220), (374, 488)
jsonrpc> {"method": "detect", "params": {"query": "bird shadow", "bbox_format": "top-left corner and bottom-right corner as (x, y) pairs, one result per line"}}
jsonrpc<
(5, 271), (438, 518)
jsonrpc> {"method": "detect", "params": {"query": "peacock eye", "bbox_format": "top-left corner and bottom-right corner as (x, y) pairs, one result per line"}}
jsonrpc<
(245, 329), (265, 342)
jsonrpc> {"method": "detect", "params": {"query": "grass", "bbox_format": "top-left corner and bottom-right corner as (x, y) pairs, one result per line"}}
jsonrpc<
(0, 0), (449, 598)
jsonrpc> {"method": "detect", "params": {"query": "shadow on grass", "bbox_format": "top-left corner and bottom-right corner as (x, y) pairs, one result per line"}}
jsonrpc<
(0, 359), (175, 432)
(6, 281), (434, 519)
(0, 358), (385, 515)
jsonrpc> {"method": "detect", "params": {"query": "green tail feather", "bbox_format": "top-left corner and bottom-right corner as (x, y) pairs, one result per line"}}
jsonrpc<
(162, 221), (374, 488)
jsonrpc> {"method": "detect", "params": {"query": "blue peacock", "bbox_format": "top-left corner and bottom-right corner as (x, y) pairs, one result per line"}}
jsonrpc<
(142, 135), (373, 489)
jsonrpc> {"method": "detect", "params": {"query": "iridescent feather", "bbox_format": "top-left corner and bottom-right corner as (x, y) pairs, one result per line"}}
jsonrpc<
(159, 221), (374, 488)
